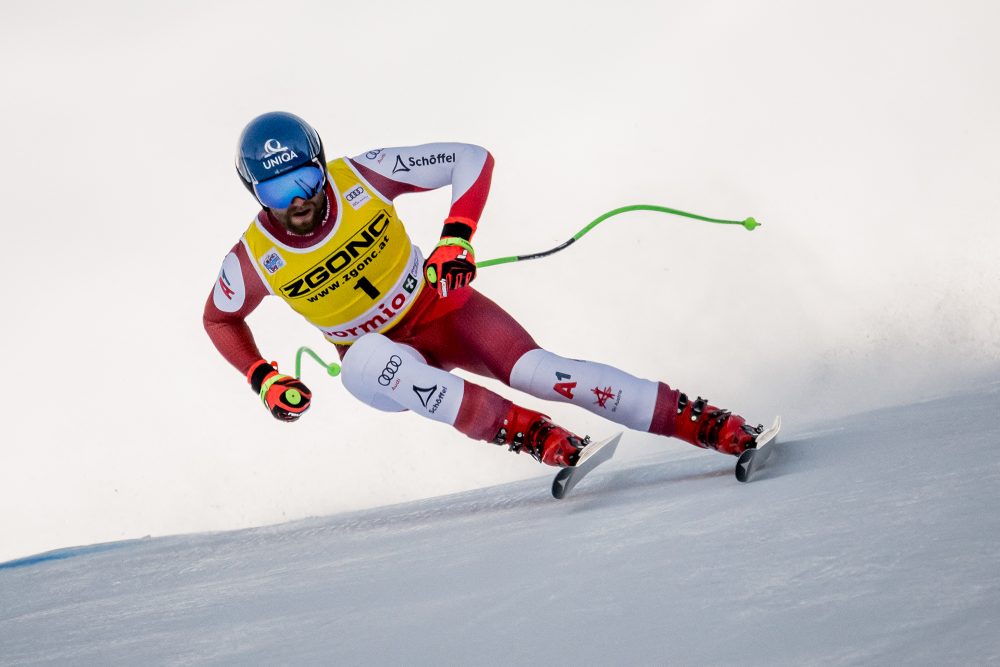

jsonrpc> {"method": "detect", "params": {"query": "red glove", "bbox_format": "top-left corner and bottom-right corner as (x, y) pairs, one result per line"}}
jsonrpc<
(247, 359), (312, 422)
(424, 238), (476, 297)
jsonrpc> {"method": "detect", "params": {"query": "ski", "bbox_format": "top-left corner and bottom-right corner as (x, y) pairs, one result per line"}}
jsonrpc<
(735, 416), (782, 483)
(552, 432), (623, 499)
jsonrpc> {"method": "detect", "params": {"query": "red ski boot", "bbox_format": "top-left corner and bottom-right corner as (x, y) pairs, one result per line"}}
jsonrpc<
(672, 393), (762, 455)
(493, 405), (589, 467)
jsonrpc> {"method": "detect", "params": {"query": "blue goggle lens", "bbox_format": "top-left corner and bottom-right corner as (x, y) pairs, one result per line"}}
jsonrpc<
(253, 163), (326, 209)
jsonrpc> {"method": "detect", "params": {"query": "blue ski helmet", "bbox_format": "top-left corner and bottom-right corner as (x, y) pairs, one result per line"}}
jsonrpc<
(235, 111), (327, 209)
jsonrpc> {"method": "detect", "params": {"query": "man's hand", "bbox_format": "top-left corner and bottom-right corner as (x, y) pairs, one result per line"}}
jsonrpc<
(424, 238), (476, 298)
(247, 359), (312, 422)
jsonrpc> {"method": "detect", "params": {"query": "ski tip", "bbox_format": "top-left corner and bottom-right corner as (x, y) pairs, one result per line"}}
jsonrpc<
(574, 431), (624, 467)
(756, 415), (782, 447)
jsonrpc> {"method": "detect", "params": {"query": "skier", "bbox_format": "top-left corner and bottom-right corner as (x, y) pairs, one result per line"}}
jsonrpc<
(204, 111), (764, 468)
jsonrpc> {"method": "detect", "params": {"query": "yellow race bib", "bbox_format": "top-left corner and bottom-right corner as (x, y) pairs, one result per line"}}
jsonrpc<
(242, 158), (424, 343)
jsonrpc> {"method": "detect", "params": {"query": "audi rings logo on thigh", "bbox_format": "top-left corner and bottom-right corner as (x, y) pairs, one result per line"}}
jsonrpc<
(378, 355), (403, 386)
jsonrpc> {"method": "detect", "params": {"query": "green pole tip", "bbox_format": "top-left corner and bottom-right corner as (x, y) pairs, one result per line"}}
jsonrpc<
(327, 363), (342, 377)
(742, 217), (760, 231)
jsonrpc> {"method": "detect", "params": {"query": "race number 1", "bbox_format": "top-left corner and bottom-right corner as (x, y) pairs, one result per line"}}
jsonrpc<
(353, 276), (380, 300)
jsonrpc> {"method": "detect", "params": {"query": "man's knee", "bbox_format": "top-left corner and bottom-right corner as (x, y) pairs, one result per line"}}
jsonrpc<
(341, 333), (464, 423)
(341, 334), (416, 412)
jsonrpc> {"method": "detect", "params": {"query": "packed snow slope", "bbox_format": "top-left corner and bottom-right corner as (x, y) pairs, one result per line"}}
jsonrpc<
(2, 382), (999, 665)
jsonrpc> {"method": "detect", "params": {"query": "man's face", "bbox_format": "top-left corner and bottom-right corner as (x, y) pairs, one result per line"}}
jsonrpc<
(270, 187), (327, 235)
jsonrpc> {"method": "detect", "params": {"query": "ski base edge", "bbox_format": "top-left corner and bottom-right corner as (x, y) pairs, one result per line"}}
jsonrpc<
(735, 415), (782, 483)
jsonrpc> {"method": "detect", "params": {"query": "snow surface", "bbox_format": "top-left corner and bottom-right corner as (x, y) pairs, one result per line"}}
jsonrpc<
(4, 1), (1000, 566)
(3, 383), (999, 665)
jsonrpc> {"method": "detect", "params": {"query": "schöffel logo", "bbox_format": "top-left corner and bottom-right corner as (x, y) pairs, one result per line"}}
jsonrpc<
(378, 355), (403, 386)
(413, 385), (436, 408)
(261, 138), (299, 171)
(392, 155), (410, 174)
(413, 384), (447, 413)
(280, 210), (391, 298)
(394, 153), (456, 173)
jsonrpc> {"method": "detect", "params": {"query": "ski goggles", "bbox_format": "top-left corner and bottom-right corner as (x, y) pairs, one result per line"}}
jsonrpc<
(253, 161), (326, 209)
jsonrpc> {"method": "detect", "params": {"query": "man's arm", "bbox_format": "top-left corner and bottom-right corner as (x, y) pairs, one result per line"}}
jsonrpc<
(204, 241), (313, 422)
(351, 143), (495, 296)
(349, 143), (495, 235)
(203, 241), (269, 374)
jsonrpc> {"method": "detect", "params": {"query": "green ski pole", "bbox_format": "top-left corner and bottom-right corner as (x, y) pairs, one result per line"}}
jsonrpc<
(478, 204), (758, 269)
(295, 203), (760, 379)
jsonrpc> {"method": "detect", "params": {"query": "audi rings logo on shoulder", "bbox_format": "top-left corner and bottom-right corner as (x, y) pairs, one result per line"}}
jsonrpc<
(263, 138), (289, 156)
(378, 355), (403, 386)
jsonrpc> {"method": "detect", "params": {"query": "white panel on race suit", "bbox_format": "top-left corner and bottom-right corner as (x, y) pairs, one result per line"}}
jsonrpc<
(212, 252), (246, 313)
(341, 333), (465, 425)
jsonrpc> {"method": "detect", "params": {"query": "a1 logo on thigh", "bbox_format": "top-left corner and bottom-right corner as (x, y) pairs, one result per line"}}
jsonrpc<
(553, 371), (577, 400)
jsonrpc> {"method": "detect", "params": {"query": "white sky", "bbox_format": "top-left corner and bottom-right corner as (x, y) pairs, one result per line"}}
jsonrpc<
(1, 0), (998, 562)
